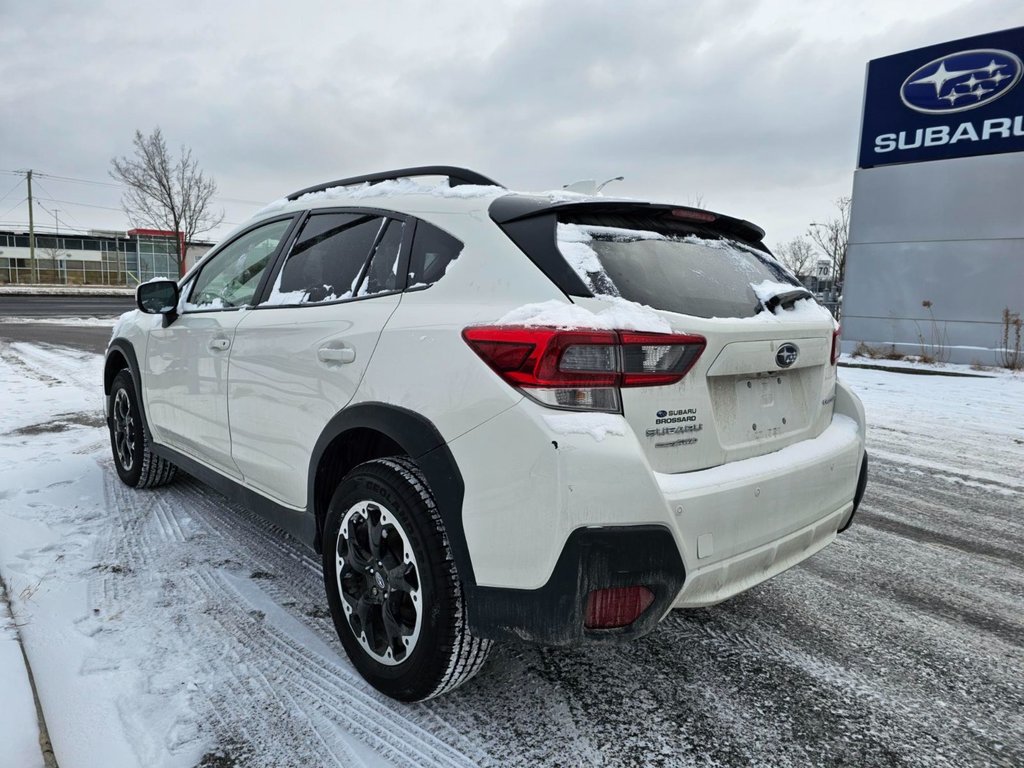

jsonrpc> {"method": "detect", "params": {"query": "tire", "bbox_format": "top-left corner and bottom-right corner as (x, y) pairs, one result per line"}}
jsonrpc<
(109, 369), (177, 489)
(322, 456), (491, 701)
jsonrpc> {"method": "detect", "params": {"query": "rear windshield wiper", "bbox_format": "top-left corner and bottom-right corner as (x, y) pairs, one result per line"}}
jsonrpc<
(758, 287), (814, 314)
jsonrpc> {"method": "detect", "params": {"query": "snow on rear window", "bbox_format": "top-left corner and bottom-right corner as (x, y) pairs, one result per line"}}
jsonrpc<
(555, 221), (806, 320)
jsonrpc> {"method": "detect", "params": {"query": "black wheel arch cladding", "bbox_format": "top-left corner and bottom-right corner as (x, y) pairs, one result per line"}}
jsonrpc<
(308, 402), (474, 586)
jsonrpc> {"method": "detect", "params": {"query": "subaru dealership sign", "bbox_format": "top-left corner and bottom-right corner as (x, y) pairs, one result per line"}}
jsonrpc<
(859, 27), (1024, 168)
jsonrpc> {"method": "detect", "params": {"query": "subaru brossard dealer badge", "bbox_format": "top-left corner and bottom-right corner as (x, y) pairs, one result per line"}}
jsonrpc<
(900, 49), (1022, 114)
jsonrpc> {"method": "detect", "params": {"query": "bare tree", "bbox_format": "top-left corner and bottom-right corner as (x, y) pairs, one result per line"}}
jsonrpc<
(772, 236), (816, 278)
(111, 127), (223, 276)
(807, 196), (851, 289)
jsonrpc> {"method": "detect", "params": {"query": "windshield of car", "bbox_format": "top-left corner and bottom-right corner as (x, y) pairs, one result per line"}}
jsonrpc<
(556, 217), (799, 319)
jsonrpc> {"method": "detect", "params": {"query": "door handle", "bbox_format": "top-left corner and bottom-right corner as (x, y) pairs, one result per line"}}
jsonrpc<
(209, 337), (231, 351)
(317, 346), (356, 364)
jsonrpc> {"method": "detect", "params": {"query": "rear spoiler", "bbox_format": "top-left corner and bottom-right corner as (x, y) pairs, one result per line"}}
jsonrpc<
(488, 195), (766, 244)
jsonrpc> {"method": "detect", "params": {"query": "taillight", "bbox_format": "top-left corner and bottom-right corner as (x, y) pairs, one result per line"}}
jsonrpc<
(584, 586), (655, 629)
(462, 326), (705, 412)
(831, 325), (841, 365)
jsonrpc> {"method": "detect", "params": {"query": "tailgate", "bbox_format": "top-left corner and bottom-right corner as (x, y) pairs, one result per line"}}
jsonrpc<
(613, 312), (838, 474)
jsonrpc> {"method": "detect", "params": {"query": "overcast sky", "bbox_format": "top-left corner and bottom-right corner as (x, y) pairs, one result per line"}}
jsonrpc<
(2, 0), (1022, 249)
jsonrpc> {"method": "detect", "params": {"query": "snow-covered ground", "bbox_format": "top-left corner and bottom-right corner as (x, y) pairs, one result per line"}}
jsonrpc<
(0, 341), (1021, 768)
(0, 316), (117, 326)
(1, 578), (44, 768)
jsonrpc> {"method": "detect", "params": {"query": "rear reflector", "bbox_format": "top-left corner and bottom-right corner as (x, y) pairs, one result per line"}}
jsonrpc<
(584, 586), (655, 629)
(831, 325), (841, 365)
(462, 326), (706, 412)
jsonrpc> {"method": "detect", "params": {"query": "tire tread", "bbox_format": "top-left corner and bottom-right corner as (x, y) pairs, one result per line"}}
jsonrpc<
(111, 368), (177, 489)
(356, 457), (491, 700)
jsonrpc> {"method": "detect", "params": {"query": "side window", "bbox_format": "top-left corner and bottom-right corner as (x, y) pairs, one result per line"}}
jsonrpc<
(356, 219), (405, 297)
(267, 213), (386, 305)
(187, 219), (292, 310)
(407, 221), (463, 288)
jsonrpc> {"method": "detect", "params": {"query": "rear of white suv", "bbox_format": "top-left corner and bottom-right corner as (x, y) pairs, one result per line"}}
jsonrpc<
(106, 167), (867, 702)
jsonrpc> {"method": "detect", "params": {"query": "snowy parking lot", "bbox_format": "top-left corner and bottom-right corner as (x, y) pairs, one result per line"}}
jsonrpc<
(0, 340), (1021, 768)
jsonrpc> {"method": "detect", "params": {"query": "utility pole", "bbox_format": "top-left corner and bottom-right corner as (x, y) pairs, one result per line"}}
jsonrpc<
(26, 169), (37, 283)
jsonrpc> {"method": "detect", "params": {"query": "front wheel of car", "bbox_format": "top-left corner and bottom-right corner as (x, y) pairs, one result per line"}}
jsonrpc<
(109, 369), (177, 489)
(322, 457), (491, 701)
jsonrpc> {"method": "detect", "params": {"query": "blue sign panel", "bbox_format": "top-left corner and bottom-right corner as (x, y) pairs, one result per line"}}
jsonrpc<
(859, 27), (1024, 168)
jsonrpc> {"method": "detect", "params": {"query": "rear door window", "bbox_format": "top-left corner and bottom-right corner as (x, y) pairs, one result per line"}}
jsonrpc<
(556, 216), (799, 319)
(267, 213), (387, 305)
(356, 219), (405, 297)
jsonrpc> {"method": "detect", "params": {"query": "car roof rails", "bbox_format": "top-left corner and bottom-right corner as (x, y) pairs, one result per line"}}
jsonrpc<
(286, 166), (504, 201)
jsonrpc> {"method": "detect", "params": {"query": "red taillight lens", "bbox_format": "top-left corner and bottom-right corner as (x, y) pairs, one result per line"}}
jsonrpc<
(831, 325), (842, 365)
(584, 586), (655, 629)
(462, 326), (706, 411)
(462, 327), (619, 388)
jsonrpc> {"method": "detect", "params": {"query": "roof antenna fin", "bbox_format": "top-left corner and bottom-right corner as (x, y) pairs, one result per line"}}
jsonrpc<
(562, 176), (624, 195)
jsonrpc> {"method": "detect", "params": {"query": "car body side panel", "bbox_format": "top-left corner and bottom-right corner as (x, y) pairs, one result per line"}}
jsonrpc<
(142, 310), (245, 477)
(355, 210), (568, 442)
(227, 295), (401, 508)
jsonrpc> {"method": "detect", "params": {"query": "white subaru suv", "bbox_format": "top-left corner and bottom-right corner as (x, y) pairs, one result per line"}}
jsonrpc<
(106, 166), (868, 702)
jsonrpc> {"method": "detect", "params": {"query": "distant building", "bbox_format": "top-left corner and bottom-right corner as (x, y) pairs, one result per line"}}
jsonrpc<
(0, 227), (213, 285)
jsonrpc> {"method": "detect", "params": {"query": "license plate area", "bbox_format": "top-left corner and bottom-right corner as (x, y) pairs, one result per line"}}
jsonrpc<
(708, 370), (809, 448)
(738, 372), (797, 441)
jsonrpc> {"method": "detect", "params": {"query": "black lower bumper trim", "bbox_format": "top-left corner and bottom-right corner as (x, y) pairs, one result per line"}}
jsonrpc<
(839, 451), (869, 534)
(466, 525), (685, 646)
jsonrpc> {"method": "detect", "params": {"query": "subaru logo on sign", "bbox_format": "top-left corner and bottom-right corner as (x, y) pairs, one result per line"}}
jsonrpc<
(776, 343), (799, 368)
(900, 48), (1022, 114)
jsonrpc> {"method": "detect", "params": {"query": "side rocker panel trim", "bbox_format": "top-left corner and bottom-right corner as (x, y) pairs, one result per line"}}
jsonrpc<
(151, 443), (316, 546)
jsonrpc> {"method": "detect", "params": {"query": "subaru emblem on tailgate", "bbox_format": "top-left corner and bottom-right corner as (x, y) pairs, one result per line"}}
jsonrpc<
(776, 343), (799, 368)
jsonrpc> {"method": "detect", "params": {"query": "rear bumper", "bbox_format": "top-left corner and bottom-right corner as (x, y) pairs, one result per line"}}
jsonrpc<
(451, 380), (866, 644)
(470, 526), (685, 645)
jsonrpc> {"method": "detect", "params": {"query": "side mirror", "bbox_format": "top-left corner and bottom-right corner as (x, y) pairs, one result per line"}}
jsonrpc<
(137, 279), (180, 316)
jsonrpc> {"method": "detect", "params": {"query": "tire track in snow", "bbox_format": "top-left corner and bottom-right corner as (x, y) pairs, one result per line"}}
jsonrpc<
(99, 462), (490, 768)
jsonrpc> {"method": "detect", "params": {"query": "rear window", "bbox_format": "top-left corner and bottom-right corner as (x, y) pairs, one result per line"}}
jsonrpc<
(556, 217), (798, 319)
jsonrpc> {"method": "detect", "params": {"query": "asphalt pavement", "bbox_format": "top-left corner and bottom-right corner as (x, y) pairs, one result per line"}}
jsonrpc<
(0, 294), (134, 318)
(0, 295), (127, 353)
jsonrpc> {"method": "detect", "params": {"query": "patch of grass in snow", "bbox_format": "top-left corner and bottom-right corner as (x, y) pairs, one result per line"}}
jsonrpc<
(10, 411), (105, 435)
(195, 742), (253, 768)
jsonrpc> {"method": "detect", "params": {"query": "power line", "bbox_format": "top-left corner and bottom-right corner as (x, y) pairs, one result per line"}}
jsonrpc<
(0, 197), (27, 220)
(35, 171), (122, 189)
(0, 177), (24, 207)
(35, 196), (124, 212)
(1, 168), (266, 206)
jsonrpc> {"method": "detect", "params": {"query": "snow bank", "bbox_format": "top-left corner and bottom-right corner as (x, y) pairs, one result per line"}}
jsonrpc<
(0, 316), (116, 327)
(0, 586), (44, 768)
